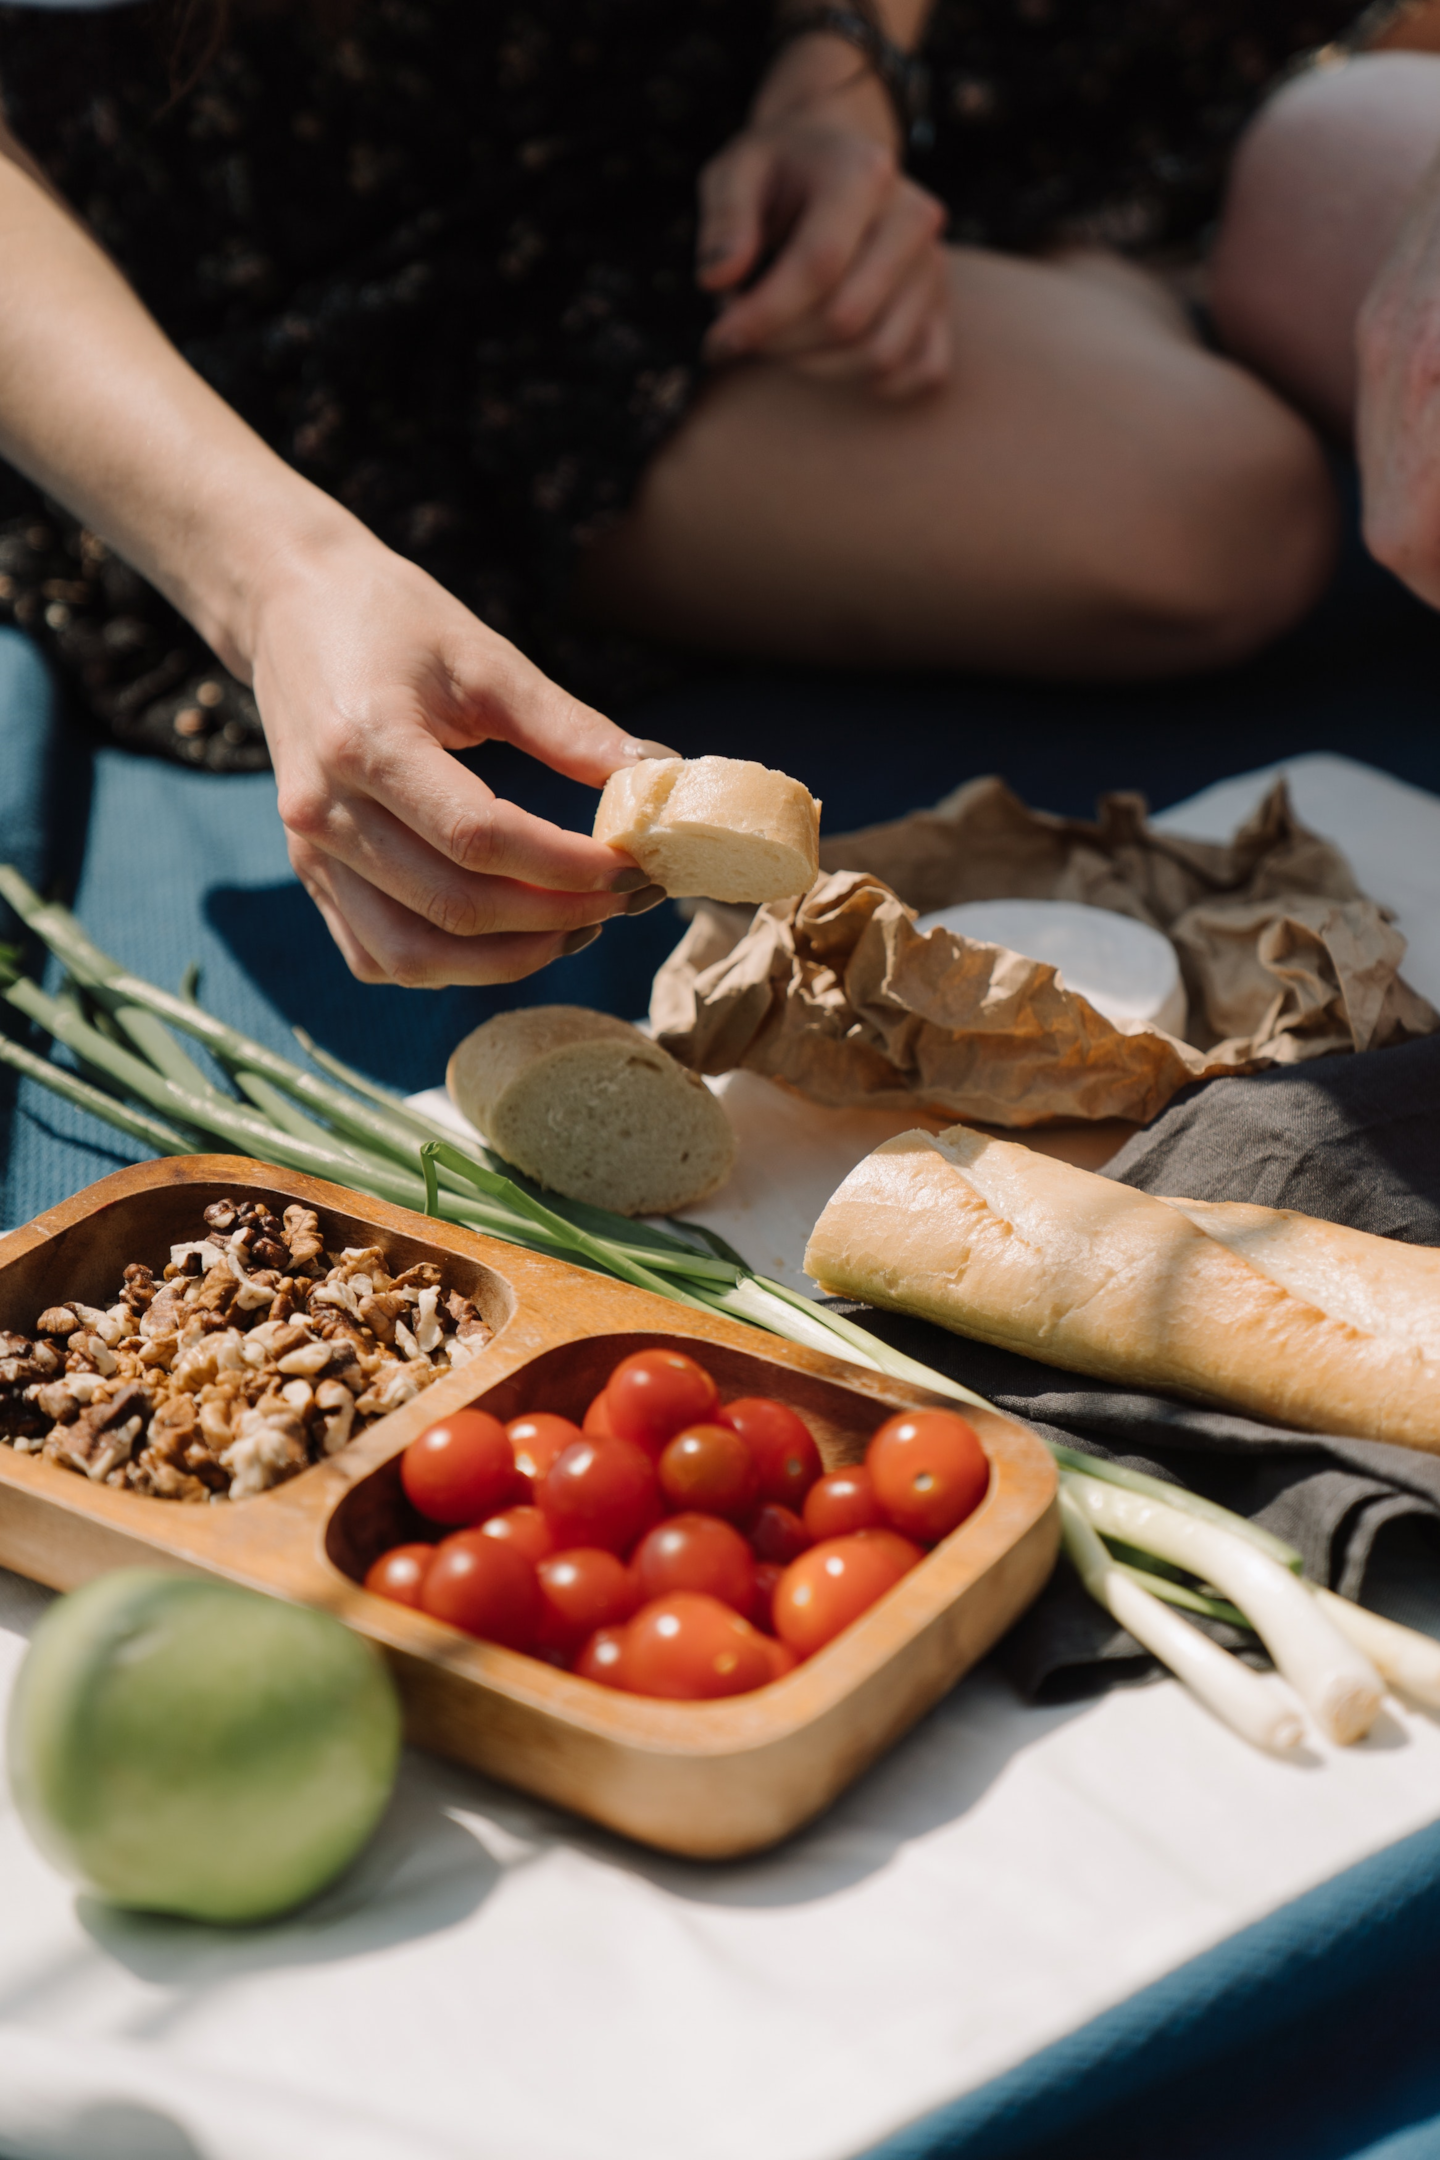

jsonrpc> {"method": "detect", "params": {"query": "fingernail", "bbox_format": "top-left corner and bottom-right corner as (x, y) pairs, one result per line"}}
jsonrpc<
(559, 925), (603, 957)
(609, 866), (651, 893)
(622, 883), (668, 916)
(622, 737), (681, 761)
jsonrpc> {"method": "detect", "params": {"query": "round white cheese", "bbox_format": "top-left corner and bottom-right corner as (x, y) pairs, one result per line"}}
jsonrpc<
(915, 897), (1187, 1038)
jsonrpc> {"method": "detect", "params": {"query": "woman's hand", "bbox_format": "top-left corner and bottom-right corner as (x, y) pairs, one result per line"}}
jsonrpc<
(696, 34), (950, 400)
(0, 137), (665, 991)
(245, 523), (667, 988)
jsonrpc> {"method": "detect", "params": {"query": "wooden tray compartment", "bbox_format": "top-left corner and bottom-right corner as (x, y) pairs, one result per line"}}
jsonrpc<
(0, 1157), (1058, 1858)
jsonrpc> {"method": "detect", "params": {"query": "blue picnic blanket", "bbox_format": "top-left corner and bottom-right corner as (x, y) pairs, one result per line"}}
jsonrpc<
(7, 481), (1440, 2160)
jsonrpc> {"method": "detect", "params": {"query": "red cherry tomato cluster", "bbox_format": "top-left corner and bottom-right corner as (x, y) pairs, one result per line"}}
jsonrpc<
(363, 1352), (991, 1699)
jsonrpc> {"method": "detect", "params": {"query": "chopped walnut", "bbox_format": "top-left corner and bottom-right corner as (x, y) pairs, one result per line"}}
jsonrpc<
(2, 1196), (492, 1503)
(282, 1203), (325, 1271)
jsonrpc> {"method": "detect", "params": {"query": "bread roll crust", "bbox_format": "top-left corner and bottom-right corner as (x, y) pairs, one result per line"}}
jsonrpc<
(804, 1125), (1440, 1452)
(447, 1006), (735, 1217)
(593, 755), (820, 903)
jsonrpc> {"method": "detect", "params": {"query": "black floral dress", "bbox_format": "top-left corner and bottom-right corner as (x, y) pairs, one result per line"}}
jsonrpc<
(0, 0), (1373, 769)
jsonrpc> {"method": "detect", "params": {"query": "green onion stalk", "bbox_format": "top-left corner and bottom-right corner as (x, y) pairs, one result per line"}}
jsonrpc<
(4, 864), (1436, 1748)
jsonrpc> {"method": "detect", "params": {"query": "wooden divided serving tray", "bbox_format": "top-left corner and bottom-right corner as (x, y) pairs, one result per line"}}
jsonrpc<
(0, 1157), (1058, 1858)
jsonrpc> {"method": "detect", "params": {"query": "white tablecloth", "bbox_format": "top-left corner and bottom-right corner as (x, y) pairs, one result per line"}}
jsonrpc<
(3, 753), (1439, 2160)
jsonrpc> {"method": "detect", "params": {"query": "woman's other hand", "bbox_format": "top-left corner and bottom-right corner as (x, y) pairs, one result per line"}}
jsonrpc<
(696, 32), (949, 401)
(247, 525), (665, 987)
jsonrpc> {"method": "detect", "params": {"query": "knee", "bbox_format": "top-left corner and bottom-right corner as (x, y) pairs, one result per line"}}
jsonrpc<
(1212, 54), (1440, 424)
(1093, 400), (1339, 674)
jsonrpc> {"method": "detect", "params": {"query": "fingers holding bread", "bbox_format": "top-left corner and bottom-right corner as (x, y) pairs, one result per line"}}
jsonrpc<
(593, 755), (820, 904)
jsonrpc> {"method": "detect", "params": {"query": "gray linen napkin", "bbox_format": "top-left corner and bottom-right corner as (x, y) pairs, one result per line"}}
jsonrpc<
(825, 1034), (1440, 1699)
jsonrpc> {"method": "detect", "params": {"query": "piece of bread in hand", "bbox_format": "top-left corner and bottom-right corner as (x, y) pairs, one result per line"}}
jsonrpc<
(804, 1123), (1440, 1453)
(447, 1006), (736, 1217)
(593, 755), (820, 903)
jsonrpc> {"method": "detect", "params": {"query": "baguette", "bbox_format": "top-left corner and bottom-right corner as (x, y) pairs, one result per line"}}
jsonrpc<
(594, 755), (820, 903)
(804, 1124), (1440, 1452)
(447, 1006), (735, 1217)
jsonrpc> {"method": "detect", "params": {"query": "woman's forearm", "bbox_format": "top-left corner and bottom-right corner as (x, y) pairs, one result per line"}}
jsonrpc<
(0, 131), (358, 680)
(758, 2), (935, 146)
(868, 0), (934, 52)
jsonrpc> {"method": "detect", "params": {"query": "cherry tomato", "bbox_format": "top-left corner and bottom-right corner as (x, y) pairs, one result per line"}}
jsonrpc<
(507, 1412), (583, 1500)
(717, 1397), (822, 1510)
(853, 1526), (930, 1571)
(402, 1409), (515, 1526)
(420, 1532), (541, 1649)
(764, 1637), (799, 1683)
(633, 1512), (756, 1614)
(867, 1409), (990, 1542)
(773, 1530), (923, 1658)
(583, 1391), (617, 1438)
(624, 1593), (773, 1700)
(657, 1423), (758, 1520)
(539, 1435), (659, 1555)
(363, 1542), (434, 1608)
(480, 1505), (556, 1567)
(535, 1548), (640, 1657)
(747, 1502), (811, 1566)
(803, 1465), (884, 1541)
(575, 1625), (630, 1687)
(751, 1559), (784, 1634)
(606, 1349), (718, 1455)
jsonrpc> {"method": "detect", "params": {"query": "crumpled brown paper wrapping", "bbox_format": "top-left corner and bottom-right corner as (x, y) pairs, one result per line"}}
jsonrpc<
(649, 776), (1439, 1128)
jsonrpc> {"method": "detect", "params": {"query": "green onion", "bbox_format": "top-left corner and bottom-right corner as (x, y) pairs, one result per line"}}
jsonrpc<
(0, 1030), (201, 1156)
(1047, 1443), (1303, 1572)
(1058, 1487), (1303, 1751)
(1065, 1470), (1383, 1744)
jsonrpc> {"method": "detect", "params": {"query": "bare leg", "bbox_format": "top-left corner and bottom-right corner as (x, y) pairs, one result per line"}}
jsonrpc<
(579, 245), (1336, 681)
(1211, 53), (1440, 434)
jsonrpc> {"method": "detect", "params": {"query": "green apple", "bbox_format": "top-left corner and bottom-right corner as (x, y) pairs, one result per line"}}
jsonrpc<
(7, 1569), (402, 1923)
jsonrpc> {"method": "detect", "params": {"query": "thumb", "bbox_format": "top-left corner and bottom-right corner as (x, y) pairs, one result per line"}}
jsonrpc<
(454, 625), (678, 788)
(696, 137), (771, 292)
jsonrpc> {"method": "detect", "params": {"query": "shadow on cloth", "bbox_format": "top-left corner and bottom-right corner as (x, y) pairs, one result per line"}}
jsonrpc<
(203, 878), (685, 1086)
(70, 1752), (503, 2016)
(402, 1667), (1095, 1912)
(31, 2101), (203, 2160)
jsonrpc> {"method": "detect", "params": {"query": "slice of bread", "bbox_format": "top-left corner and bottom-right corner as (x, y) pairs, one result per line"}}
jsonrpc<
(593, 755), (820, 903)
(447, 1006), (736, 1217)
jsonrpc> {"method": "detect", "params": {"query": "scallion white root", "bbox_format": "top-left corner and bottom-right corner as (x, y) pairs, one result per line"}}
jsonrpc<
(1059, 1489), (1304, 1751)
(1312, 1587), (1440, 1710)
(1067, 1472), (1383, 1744)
